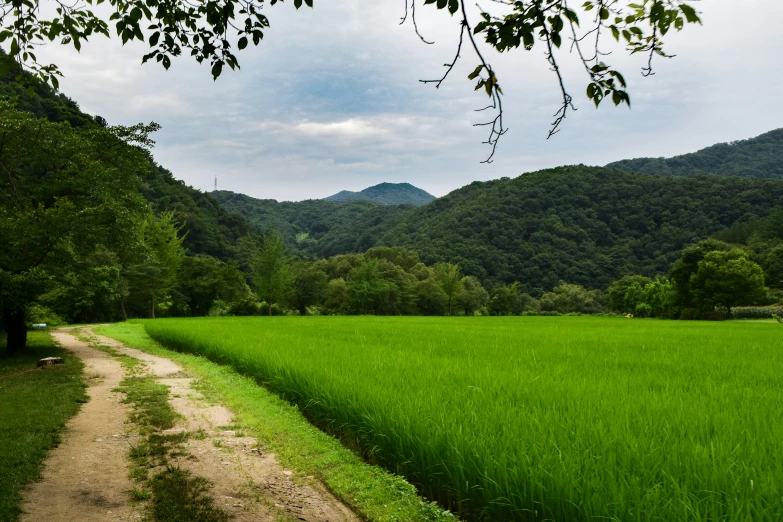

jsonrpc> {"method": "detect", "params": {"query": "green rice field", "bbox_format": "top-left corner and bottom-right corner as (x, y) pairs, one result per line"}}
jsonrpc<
(139, 316), (783, 521)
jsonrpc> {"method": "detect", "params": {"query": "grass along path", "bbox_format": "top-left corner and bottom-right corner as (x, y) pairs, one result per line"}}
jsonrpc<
(95, 322), (456, 522)
(84, 327), (359, 522)
(0, 331), (87, 522)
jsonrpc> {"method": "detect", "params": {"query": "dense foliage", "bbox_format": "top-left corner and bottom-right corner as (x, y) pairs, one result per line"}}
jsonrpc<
(607, 128), (783, 179)
(0, 99), (152, 349)
(221, 168), (783, 293)
(3, 59), (782, 333)
(141, 316), (783, 521)
(0, 63), (256, 262)
(324, 182), (436, 206)
(212, 190), (409, 251)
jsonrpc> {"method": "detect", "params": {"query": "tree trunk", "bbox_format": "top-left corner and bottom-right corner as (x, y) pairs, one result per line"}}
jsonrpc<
(3, 308), (27, 352)
(121, 299), (128, 321)
(151, 294), (156, 319)
(267, 302), (272, 316)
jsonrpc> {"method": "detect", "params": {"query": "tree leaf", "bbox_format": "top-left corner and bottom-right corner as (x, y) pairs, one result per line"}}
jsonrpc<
(211, 61), (223, 79)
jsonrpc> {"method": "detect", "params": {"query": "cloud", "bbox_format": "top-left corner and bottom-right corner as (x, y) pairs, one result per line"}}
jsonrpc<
(25, 0), (783, 201)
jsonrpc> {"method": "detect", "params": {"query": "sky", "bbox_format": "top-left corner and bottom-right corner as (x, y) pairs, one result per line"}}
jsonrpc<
(34, 0), (783, 201)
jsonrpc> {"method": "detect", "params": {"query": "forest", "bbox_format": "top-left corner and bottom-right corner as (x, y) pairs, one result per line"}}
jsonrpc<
(2, 59), (783, 351)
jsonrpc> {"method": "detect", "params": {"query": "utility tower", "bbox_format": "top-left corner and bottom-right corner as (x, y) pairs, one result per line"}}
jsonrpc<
(214, 176), (217, 191)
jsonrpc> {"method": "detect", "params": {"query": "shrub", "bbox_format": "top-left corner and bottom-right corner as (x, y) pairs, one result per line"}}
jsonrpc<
(731, 306), (783, 320)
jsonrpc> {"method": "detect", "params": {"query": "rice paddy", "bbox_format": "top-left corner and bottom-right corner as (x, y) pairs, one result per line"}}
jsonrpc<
(138, 316), (783, 521)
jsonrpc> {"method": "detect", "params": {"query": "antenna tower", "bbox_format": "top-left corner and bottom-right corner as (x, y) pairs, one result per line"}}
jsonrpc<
(214, 176), (217, 191)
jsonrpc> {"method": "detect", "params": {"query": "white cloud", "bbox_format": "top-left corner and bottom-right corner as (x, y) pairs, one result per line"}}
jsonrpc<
(25, 0), (783, 201)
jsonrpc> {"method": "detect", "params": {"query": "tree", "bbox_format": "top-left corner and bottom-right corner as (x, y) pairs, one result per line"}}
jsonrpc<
(643, 276), (676, 318)
(457, 276), (488, 316)
(764, 245), (783, 290)
(1, 0), (701, 159)
(670, 239), (733, 310)
(416, 277), (448, 316)
(346, 259), (394, 315)
(252, 229), (292, 315)
(488, 282), (520, 316)
(606, 275), (652, 313)
(324, 278), (348, 315)
(288, 262), (328, 315)
(0, 100), (151, 351)
(126, 211), (186, 318)
(176, 255), (249, 316)
(540, 283), (605, 314)
(689, 249), (768, 314)
(435, 263), (463, 316)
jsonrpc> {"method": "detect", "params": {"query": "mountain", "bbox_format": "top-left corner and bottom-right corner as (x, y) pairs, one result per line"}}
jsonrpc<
(324, 182), (436, 206)
(0, 66), (255, 261)
(214, 166), (783, 293)
(606, 128), (783, 179)
(211, 191), (408, 251)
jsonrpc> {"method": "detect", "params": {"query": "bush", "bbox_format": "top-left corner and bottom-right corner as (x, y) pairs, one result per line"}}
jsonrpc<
(731, 306), (783, 319)
(25, 304), (64, 327)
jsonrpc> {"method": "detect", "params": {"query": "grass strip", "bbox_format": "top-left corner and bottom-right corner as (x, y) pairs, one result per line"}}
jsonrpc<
(95, 322), (455, 522)
(0, 331), (87, 522)
(79, 331), (229, 522)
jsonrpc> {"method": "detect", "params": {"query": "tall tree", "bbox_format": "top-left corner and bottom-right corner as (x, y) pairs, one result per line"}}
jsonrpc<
(689, 249), (768, 314)
(252, 229), (292, 316)
(176, 255), (249, 316)
(606, 275), (652, 314)
(435, 263), (463, 316)
(670, 239), (733, 311)
(288, 262), (327, 315)
(346, 259), (393, 315)
(127, 211), (186, 318)
(0, 100), (151, 350)
(457, 276), (489, 316)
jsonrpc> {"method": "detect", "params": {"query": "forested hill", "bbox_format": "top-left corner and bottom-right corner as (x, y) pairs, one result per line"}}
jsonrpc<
(0, 67), (254, 260)
(211, 191), (409, 250)
(324, 182), (436, 206)
(227, 167), (781, 293)
(606, 128), (783, 179)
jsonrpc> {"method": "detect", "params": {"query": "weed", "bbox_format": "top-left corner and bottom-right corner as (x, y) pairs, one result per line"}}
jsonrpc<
(150, 467), (229, 522)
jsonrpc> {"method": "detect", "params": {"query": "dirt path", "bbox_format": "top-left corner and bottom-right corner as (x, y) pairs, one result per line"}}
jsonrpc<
(21, 329), (142, 522)
(22, 328), (357, 522)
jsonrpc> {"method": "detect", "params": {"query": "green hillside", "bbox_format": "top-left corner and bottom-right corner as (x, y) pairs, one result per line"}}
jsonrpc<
(211, 191), (409, 251)
(606, 128), (783, 179)
(324, 182), (436, 206)
(224, 167), (783, 293)
(0, 66), (254, 261)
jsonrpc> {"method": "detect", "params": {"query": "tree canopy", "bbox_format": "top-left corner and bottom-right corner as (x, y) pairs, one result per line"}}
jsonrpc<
(0, 99), (152, 350)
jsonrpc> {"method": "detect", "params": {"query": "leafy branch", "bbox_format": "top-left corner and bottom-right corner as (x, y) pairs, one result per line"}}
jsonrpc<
(406, 0), (702, 160)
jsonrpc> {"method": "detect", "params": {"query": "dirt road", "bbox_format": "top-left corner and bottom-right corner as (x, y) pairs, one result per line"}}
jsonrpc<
(21, 328), (357, 522)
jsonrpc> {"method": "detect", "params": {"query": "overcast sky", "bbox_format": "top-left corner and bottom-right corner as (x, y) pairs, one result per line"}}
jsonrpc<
(35, 0), (783, 201)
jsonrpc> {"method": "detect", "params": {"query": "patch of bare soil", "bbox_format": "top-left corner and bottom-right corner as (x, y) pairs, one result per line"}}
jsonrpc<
(91, 330), (357, 522)
(21, 329), (142, 522)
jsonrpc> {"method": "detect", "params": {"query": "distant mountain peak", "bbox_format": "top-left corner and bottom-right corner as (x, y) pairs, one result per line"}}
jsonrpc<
(324, 182), (436, 206)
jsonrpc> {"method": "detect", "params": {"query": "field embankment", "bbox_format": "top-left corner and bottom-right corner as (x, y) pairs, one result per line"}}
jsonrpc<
(138, 316), (783, 521)
(0, 332), (87, 521)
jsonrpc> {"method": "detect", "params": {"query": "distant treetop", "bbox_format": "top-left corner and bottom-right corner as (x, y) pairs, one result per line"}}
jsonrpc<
(606, 128), (783, 179)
